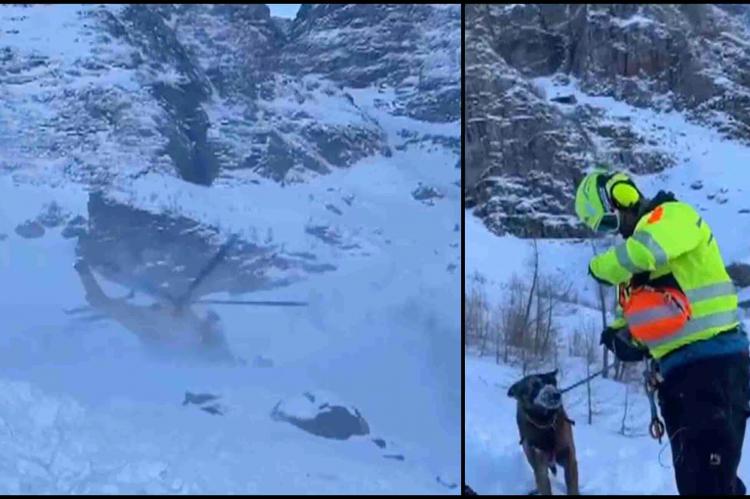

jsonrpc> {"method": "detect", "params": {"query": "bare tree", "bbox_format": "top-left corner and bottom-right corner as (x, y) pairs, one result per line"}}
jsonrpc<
(589, 240), (611, 379)
(465, 272), (491, 354)
(522, 239), (539, 334)
(584, 325), (598, 425)
(619, 382), (630, 436)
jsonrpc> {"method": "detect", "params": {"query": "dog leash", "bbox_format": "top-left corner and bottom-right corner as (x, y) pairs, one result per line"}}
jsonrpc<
(559, 362), (617, 394)
(559, 361), (665, 442)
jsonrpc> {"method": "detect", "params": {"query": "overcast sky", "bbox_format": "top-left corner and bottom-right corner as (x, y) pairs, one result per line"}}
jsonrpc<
(268, 4), (301, 19)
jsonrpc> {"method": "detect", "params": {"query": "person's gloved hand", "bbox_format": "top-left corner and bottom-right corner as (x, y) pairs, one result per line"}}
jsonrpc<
(600, 326), (649, 362)
(599, 326), (619, 350)
(588, 264), (612, 286)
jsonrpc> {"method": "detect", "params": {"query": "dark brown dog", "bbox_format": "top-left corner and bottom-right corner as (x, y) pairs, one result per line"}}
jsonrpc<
(507, 370), (579, 495)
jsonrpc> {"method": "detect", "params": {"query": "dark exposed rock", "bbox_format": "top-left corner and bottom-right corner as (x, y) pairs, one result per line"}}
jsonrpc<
(36, 201), (68, 228)
(4, 5), (457, 187)
(728, 262), (750, 288)
(305, 224), (360, 250)
(271, 391), (370, 440)
(551, 94), (577, 105)
(412, 183), (444, 205)
(284, 5), (460, 123)
(200, 404), (224, 416)
(62, 215), (88, 239)
(182, 392), (220, 406)
(325, 204), (343, 216)
(15, 220), (45, 239)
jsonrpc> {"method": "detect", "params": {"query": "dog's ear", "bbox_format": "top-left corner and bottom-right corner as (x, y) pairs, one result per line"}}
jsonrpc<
(508, 383), (518, 398)
(542, 369), (559, 382)
(507, 381), (521, 399)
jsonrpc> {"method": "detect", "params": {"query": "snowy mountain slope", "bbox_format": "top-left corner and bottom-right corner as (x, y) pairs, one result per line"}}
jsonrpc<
(0, 125), (460, 493)
(1, 4), (458, 188)
(0, 3), (460, 495)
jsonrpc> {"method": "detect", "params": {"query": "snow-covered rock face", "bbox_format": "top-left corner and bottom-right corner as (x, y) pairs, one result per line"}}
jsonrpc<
(1, 2), (460, 298)
(284, 4), (461, 123)
(1, 4), (458, 188)
(466, 4), (750, 238)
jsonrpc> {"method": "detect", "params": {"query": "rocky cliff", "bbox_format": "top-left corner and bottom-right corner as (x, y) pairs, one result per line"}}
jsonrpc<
(1, 4), (459, 188)
(466, 4), (750, 238)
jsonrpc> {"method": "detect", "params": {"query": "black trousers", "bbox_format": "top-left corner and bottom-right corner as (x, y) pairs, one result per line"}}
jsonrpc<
(658, 352), (750, 495)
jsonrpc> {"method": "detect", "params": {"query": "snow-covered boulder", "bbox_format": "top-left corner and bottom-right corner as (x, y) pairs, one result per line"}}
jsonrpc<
(36, 201), (68, 228)
(271, 391), (370, 440)
(15, 220), (45, 239)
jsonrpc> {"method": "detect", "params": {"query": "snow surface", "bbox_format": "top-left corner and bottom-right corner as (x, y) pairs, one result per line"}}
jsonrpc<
(0, 7), (460, 492)
(467, 75), (750, 495)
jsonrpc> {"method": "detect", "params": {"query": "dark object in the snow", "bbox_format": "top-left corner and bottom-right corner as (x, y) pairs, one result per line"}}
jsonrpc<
(463, 484), (478, 495)
(271, 394), (370, 440)
(37, 201), (68, 228)
(435, 476), (457, 489)
(15, 220), (45, 239)
(507, 370), (579, 495)
(550, 94), (577, 105)
(411, 183), (444, 204)
(372, 437), (386, 449)
(200, 404), (224, 416)
(183, 391), (221, 406)
(727, 263), (750, 288)
(61, 215), (87, 239)
(383, 454), (404, 461)
(690, 180), (704, 190)
(325, 203), (343, 216)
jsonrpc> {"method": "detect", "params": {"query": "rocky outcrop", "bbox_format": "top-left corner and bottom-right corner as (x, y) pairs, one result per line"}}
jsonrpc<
(1, 4), (458, 186)
(466, 4), (750, 238)
(284, 4), (461, 123)
(271, 391), (370, 440)
(15, 220), (45, 239)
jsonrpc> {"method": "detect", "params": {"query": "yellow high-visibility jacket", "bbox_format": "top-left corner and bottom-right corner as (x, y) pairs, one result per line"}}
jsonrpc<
(590, 197), (738, 359)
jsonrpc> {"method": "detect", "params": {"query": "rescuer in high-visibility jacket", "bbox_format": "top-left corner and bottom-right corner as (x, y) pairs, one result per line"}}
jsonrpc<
(575, 169), (750, 495)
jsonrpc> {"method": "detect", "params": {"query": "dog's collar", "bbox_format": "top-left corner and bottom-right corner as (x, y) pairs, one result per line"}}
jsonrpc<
(523, 408), (558, 430)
